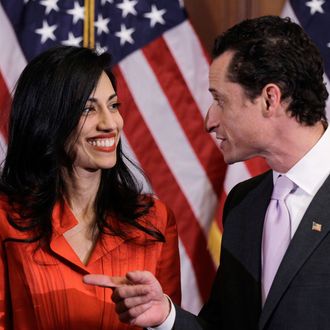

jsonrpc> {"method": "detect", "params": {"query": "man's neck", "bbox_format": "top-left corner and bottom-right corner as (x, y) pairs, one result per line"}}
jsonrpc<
(265, 121), (326, 173)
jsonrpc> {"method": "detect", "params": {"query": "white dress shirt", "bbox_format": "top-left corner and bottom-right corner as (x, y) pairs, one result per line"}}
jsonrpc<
(275, 126), (330, 238)
(152, 127), (330, 330)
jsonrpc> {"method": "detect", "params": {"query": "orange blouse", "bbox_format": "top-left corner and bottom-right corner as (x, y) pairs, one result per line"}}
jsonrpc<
(0, 197), (181, 330)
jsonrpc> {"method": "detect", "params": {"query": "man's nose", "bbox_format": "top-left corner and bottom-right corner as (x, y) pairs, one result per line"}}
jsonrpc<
(205, 102), (219, 133)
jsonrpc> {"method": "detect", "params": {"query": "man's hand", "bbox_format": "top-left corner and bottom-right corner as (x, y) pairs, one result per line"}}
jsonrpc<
(83, 270), (170, 327)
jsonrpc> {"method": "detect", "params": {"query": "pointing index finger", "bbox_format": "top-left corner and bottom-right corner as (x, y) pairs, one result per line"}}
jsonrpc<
(83, 274), (132, 288)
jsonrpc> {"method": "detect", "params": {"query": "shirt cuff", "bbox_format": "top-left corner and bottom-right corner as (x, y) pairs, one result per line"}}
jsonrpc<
(147, 295), (176, 330)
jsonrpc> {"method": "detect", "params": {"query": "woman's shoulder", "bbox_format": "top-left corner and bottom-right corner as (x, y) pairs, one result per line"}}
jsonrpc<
(145, 195), (175, 229)
(151, 196), (166, 212)
(145, 194), (165, 215)
(0, 194), (15, 237)
(0, 194), (10, 216)
(0, 194), (40, 242)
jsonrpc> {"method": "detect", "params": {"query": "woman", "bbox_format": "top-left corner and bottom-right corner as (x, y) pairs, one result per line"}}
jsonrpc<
(0, 46), (181, 329)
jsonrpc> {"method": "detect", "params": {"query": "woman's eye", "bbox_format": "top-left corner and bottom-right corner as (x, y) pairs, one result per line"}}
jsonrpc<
(109, 102), (121, 112)
(82, 106), (95, 116)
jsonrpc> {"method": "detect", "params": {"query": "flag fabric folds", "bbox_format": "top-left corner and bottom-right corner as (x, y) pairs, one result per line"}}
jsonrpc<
(0, 0), (226, 313)
(281, 0), (330, 116)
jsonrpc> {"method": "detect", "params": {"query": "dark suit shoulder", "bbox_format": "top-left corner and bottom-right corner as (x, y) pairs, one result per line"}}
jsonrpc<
(223, 170), (272, 223)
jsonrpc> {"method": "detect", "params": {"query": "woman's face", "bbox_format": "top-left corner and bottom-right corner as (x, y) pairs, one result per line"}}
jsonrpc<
(67, 71), (123, 172)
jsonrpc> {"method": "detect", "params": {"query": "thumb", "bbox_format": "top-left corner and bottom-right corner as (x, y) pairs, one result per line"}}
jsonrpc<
(83, 274), (132, 288)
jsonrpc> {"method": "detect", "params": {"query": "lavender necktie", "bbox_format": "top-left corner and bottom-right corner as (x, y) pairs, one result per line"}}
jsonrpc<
(261, 175), (295, 305)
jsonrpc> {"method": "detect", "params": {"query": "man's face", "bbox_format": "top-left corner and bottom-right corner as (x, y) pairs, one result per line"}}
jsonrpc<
(205, 51), (267, 164)
(67, 71), (124, 173)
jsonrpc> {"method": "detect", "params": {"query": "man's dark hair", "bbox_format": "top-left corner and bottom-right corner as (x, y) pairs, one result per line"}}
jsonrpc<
(213, 15), (328, 125)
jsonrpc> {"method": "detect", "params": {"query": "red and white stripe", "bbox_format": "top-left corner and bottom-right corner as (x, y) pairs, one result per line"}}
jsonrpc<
(0, 3), (26, 158)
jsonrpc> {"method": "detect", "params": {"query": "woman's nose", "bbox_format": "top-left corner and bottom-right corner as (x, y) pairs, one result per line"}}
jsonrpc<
(98, 109), (118, 131)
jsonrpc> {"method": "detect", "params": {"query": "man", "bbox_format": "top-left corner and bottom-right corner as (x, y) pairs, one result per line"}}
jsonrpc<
(84, 16), (330, 329)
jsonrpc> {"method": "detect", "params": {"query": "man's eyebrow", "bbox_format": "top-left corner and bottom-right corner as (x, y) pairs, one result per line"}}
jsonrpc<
(208, 88), (227, 99)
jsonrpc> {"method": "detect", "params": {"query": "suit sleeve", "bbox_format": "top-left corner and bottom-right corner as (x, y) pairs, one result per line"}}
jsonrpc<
(172, 187), (241, 330)
(173, 304), (208, 330)
(172, 186), (241, 330)
(155, 204), (182, 306)
(173, 182), (249, 330)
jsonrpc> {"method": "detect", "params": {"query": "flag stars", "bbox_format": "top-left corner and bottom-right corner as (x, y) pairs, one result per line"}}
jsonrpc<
(327, 42), (330, 48)
(101, 0), (113, 5)
(40, 0), (59, 15)
(62, 32), (82, 47)
(67, 2), (84, 24)
(115, 24), (135, 46)
(95, 42), (108, 54)
(116, 0), (138, 18)
(94, 14), (110, 36)
(144, 5), (166, 28)
(306, 0), (325, 15)
(35, 20), (57, 44)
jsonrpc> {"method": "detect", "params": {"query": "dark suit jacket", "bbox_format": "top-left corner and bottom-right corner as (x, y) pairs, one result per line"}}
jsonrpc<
(174, 170), (330, 330)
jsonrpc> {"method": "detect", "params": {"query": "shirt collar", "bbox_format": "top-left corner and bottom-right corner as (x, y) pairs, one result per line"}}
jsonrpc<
(273, 126), (330, 195)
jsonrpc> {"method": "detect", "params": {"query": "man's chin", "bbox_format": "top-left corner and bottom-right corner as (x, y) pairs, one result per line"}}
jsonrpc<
(222, 153), (239, 165)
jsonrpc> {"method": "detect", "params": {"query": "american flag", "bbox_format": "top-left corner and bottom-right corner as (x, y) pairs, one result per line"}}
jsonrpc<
(2, 0), (328, 315)
(0, 0), (226, 313)
(281, 0), (330, 116)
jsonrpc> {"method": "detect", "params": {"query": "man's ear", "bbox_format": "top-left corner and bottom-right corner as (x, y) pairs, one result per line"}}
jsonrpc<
(261, 84), (282, 117)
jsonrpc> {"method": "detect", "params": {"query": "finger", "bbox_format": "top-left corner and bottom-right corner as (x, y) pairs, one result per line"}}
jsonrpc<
(115, 295), (154, 313)
(118, 301), (153, 323)
(126, 271), (154, 285)
(83, 274), (132, 288)
(111, 284), (151, 302)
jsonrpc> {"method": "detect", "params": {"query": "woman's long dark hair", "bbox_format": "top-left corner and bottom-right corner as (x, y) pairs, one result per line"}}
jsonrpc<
(0, 46), (164, 244)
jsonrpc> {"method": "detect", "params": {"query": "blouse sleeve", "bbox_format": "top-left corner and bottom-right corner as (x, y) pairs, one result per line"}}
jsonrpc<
(0, 239), (8, 329)
(155, 203), (182, 306)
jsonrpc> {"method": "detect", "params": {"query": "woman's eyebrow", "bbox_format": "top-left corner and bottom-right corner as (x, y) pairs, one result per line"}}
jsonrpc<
(87, 93), (117, 102)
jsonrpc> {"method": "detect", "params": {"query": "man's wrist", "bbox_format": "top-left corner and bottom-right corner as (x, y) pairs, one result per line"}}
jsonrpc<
(147, 294), (176, 330)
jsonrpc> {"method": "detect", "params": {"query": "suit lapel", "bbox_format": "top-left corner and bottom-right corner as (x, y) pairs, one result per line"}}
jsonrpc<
(233, 172), (273, 282)
(210, 171), (273, 328)
(259, 174), (330, 329)
(223, 171), (273, 279)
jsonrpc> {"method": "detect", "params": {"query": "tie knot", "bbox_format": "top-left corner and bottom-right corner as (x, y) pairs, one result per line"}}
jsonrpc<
(271, 175), (295, 201)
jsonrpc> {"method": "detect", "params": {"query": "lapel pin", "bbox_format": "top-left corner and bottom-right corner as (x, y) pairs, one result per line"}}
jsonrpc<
(312, 221), (322, 232)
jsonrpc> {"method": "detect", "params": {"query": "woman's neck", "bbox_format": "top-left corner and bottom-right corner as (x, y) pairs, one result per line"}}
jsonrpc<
(61, 167), (101, 225)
